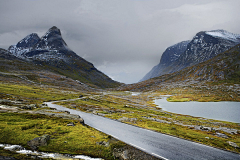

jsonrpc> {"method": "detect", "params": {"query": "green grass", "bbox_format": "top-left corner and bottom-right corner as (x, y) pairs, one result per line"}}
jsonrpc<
(58, 91), (240, 154)
(0, 83), (80, 104)
(0, 112), (124, 159)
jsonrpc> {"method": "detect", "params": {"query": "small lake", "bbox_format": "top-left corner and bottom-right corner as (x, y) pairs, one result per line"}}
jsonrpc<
(154, 96), (240, 123)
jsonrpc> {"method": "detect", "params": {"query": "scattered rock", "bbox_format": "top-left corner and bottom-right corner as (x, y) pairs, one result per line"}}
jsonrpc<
(142, 116), (171, 124)
(215, 127), (238, 134)
(200, 126), (212, 131)
(113, 146), (159, 160)
(42, 103), (48, 107)
(118, 117), (129, 122)
(228, 141), (239, 148)
(20, 104), (36, 110)
(67, 122), (75, 126)
(118, 117), (137, 122)
(96, 141), (107, 146)
(27, 134), (50, 151)
(215, 132), (228, 138)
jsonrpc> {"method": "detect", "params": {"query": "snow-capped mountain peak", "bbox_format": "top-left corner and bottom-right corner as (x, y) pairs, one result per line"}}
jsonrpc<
(205, 30), (240, 42)
(8, 33), (40, 58)
(35, 26), (69, 51)
(16, 33), (40, 48)
(140, 29), (240, 82)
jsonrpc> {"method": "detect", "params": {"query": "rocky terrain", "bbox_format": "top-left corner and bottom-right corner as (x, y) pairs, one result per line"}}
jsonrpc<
(141, 30), (240, 81)
(141, 40), (190, 81)
(5, 26), (120, 88)
(122, 43), (240, 95)
(1, 27), (240, 159)
(0, 98), (161, 160)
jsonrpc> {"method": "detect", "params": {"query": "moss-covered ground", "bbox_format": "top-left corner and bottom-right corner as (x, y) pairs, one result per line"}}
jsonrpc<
(0, 81), (239, 158)
(0, 83), (125, 159)
(57, 91), (240, 154)
(0, 112), (124, 159)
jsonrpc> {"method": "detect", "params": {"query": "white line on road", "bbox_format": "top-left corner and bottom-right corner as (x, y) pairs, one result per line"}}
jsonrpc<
(129, 143), (146, 151)
(151, 153), (169, 160)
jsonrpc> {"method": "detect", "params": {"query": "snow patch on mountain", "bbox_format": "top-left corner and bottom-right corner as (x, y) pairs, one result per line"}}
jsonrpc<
(8, 45), (30, 58)
(206, 30), (240, 42)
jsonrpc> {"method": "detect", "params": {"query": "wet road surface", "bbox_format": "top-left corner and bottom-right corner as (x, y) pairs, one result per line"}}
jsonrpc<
(47, 102), (240, 160)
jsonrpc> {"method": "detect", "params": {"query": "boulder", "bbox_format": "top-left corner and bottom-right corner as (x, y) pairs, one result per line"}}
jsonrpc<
(42, 103), (48, 107)
(67, 122), (75, 126)
(118, 117), (129, 122)
(113, 146), (159, 160)
(228, 141), (239, 148)
(27, 134), (50, 151)
(215, 132), (228, 138)
(21, 104), (36, 110)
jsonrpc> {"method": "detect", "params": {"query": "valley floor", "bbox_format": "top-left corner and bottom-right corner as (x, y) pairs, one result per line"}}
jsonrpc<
(0, 73), (239, 159)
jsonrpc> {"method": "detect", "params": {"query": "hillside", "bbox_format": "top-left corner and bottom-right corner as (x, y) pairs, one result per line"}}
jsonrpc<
(119, 44), (240, 101)
(7, 26), (120, 88)
(0, 48), (96, 91)
(140, 40), (190, 81)
(141, 30), (240, 81)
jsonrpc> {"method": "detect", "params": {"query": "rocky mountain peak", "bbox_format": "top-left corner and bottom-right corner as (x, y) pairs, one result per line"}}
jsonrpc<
(35, 26), (68, 51)
(140, 29), (240, 82)
(6, 26), (120, 88)
(16, 33), (40, 48)
(140, 40), (190, 82)
(179, 30), (240, 67)
(205, 29), (240, 42)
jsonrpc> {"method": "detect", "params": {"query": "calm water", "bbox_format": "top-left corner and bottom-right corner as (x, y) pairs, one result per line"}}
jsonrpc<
(154, 96), (240, 123)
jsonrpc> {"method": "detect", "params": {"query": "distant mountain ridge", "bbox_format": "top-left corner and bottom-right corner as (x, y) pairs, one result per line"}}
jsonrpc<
(140, 29), (240, 81)
(121, 43), (240, 92)
(140, 40), (190, 81)
(6, 26), (120, 88)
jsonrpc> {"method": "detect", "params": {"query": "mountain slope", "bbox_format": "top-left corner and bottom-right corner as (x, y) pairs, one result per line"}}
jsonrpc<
(141, 30), (240, 81)
(140, 40), (190, 81)
(120, 43), (240, 92)
(7, 26), (120, 88)
(172, 30), (240, 72)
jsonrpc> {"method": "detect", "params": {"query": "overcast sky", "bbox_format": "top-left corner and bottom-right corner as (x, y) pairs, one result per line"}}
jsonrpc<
(0, 0), (240, 84)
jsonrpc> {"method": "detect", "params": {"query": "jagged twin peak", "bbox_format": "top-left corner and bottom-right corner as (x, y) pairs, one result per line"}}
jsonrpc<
(7, 26), (120, 88)
(140, 29), (240, 81)
(8, 26), (70, 59)
(8, 33), (40, 58)
(35, 26), (70, 51)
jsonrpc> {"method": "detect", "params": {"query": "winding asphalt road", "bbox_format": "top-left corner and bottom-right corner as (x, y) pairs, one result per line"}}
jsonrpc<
(46, 101), (240, 160)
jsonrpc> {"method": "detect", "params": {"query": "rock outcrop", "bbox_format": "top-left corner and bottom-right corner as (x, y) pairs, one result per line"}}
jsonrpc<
(27, 134), (50, 151)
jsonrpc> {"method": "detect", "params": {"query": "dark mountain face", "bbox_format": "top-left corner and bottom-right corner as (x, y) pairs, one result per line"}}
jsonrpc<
(8, 33), (40, 58)
(140, 30), (240, 82)
(160, 40), (190, 67)
(16, 33), (40, 48)
(121, 43), (240, 92)
(175, 30), (240, 70)
(140, 40), (190, 81)
(7, 26), (120, 88)
(34, 26), (69, 51)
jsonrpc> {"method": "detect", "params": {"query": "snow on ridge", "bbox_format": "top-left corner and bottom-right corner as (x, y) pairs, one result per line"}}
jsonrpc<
(169, 40), (190, 49)
(206, 30), (240, 41)
(18, 33), (39, 45)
